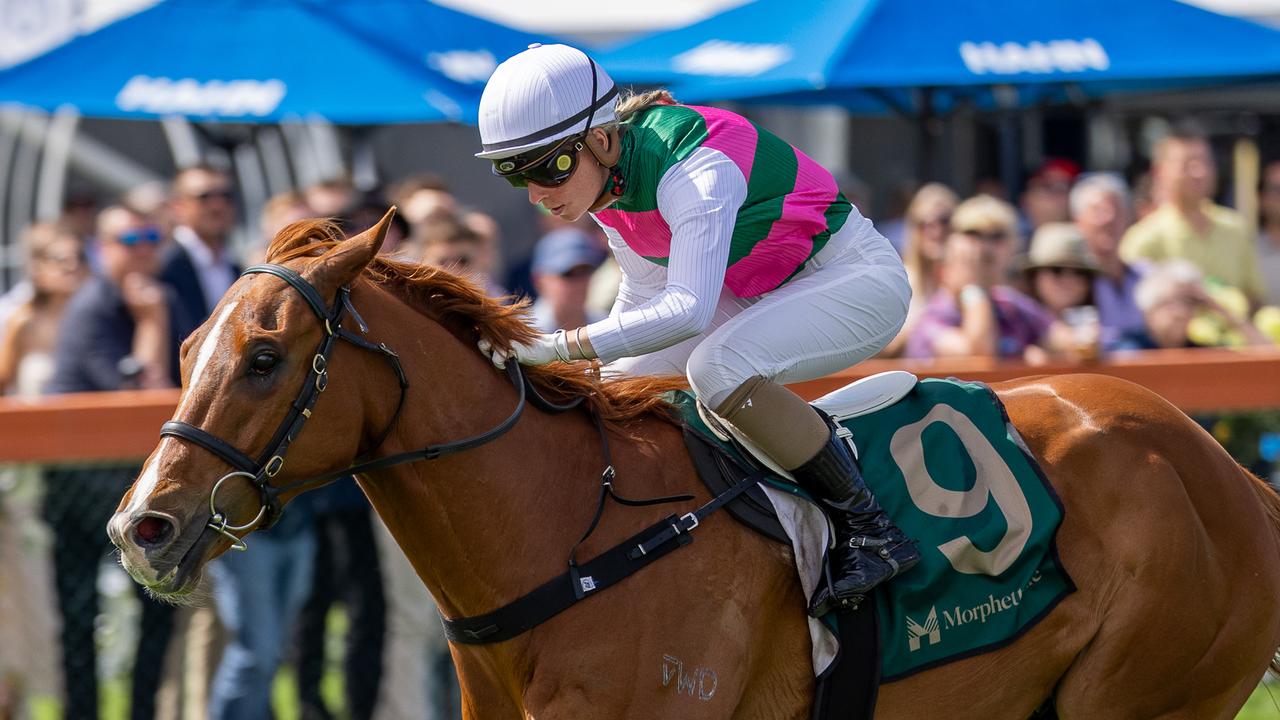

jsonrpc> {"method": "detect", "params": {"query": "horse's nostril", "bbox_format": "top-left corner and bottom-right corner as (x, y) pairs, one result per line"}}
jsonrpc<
(133, 516), (174, 547)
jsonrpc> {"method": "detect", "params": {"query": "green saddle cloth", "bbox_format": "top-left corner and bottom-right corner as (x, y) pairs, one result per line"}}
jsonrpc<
(672, 377), (1074, 681)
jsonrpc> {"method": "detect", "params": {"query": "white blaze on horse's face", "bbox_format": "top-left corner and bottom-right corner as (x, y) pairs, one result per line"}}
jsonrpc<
(123, 300), (240, 516)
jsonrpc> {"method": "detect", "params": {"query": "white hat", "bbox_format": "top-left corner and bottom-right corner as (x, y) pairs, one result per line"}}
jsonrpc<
(476, 44), (618, 160)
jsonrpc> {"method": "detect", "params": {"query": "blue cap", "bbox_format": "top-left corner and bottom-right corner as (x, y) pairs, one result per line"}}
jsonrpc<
(532, 228), (606, 276)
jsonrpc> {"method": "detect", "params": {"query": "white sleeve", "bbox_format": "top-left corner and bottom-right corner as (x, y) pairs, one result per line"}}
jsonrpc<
(586, 146), (747, 363)
(593, 221), (666, 314)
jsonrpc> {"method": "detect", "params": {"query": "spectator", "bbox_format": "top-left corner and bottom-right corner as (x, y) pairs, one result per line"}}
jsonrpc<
(292, 485), (386, 720)
(0, 223), (87, 395)
(1132, 171), (1158, 221)
(1257, 159), (1280, 307)
(874, 179), (920, 254)
(419, 215), (496, 291)
(1071, 173), (1148, 349)
(43, 205), (195, 720)
(391, 174), (455, 231)
(346, 193), (410, 259)
(305, 177), (357, 218)
(460, 209), (510, 296)
(207, 493), (316, 720)
(1022, 223), (1102, 359)
(905, 195), (1064, 363)
(155, 165), (244, 720)
(203, 199), (322, 720)
(371, 516), (460, 720)
(162, 164), (241, 329)
(0, 221), (86, 718)
(1120, 126), (1266, 306)
(1127, 260), (1269, 350)
(882, 183), (959, 357)
(253, 191), (316, 264)
(1020, 158), (1078, 237)
(528, 227), (608, 332)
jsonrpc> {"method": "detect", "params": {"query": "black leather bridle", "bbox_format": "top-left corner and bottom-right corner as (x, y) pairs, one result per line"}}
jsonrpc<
(159, 262), (549, 550)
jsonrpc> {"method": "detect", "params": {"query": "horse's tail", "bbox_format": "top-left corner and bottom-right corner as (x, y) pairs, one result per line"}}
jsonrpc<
(1243, 467), (1280, 676)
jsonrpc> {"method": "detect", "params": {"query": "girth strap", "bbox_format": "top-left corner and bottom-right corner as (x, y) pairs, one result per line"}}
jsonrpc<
(440, 467), (767, 645)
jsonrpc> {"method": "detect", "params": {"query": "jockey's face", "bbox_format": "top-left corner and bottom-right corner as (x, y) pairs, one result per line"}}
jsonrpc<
(524, 129), (612, 222)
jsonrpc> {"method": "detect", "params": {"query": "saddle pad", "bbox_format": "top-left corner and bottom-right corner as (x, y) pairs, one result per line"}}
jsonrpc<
(847, 378), (1074, 681)
(669, 377), (1074, 683)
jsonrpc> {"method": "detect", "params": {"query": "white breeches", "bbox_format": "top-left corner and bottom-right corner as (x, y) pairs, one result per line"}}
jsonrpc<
(606, 232), (910, 409)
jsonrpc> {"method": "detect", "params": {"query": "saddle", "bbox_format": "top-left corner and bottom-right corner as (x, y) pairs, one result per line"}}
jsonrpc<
(677, 371), (919, 720)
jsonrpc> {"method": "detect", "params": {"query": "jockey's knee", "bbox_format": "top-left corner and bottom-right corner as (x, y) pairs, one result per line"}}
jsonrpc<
(686, 342), (755, 411)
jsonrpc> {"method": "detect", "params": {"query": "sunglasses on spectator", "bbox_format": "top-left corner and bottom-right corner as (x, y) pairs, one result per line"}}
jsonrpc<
(492, 133), (585, 189)
(1038, 266), (1091, 278)
(959, 228), (1009, 243)
(115, 227), (163, 246)
(914, 215), (951, 229)
(189, 188), (235, 203)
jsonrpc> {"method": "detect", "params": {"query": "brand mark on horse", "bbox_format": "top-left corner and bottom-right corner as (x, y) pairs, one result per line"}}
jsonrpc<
(661, 654), (717, 701)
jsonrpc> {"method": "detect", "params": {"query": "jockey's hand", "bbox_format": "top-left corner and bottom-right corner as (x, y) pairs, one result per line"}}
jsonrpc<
(477, 330), (571, 368)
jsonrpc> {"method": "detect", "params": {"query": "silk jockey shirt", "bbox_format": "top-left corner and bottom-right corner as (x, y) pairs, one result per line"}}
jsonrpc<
(584, 104), (882, 364)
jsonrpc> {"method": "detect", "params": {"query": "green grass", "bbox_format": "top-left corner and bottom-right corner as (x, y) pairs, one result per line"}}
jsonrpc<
(27, 608), (348, 720)
(1241, 682), (1280, 720)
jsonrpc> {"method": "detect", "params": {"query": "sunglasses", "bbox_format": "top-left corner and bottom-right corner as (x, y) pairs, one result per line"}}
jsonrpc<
(492, 134), (585, 189)
(189, 188), (234, 203)
(115, 227), (163, 246)
(914, 214), (951, 229)
(959, 228), (1009, 243)
(1037, 266), (1091, 278)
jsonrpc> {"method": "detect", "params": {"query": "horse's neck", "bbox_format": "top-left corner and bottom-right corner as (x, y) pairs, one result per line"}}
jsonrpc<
(350, 287), (683, 620)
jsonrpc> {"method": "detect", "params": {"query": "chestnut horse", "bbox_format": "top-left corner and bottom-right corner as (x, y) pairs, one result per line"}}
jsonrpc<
(109, 213), (1280, 719)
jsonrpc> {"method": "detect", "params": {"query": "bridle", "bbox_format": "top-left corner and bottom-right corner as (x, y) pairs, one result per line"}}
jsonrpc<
(159, 262), (553, 550)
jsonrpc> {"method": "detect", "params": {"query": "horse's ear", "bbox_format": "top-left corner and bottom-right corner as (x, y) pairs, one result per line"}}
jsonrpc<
(306, 207), (396, 295)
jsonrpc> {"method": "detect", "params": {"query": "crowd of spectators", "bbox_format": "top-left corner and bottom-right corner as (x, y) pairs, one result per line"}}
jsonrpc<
(890, 126), (1279, 365)
(0, 119), (1278, 719)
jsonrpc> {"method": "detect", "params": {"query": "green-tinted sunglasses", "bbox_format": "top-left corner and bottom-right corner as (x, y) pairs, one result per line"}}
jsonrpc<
(491, 133), (585, 189)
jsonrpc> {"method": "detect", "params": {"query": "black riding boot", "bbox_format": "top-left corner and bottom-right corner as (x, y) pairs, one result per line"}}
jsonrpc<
(791, 415), (920, 617)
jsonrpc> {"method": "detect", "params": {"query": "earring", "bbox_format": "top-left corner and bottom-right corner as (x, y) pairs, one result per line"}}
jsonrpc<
(610, 168), (626, 197)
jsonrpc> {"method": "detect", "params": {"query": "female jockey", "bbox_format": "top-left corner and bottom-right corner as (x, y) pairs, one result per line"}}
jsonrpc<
(475, 44), (918, 616)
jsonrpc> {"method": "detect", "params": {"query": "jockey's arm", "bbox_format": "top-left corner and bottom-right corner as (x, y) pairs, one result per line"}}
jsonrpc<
(578, 148), (746, 363)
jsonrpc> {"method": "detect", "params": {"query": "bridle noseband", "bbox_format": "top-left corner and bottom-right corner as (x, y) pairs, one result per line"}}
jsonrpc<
(159, 264), (405, 549)
(159, 262), (554, 551)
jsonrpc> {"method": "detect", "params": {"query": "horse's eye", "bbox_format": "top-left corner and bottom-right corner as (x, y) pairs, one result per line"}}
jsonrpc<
(249, 351), (279, 375)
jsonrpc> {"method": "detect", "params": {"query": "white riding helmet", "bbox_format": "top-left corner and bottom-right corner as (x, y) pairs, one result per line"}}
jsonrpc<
(476, 44), (618, 161)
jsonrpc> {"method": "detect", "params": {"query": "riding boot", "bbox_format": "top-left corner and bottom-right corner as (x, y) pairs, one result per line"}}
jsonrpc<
(791, 414), (920, 617)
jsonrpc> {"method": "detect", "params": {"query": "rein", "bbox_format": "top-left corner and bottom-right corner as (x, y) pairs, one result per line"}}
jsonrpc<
(160, 260), (741, 646)
(162, 263), (537, 549)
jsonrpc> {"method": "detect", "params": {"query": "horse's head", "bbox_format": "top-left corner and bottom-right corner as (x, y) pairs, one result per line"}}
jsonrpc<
(108, 209), (397, 600)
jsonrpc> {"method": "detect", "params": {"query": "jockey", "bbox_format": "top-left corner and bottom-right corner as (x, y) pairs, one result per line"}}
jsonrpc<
(474, 44), (919, 616)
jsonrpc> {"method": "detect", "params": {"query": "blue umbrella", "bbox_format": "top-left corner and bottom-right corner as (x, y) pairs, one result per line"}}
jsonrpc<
(326, 0), (558, 103)
(0, 0), (550, 124)
(599, 0), (1280, 112)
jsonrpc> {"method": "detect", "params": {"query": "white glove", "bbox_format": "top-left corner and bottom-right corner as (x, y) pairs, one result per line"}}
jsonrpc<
(477, 330), (571, 368)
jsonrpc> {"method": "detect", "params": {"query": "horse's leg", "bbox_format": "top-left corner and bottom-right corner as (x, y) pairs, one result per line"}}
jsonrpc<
(1003, 376), (1280, 719)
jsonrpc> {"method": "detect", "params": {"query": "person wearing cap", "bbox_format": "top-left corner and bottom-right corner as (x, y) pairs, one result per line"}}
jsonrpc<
(1019, 158), (1079, 239)
(529, 227), (607, 332)
(474, 44), (918, 616)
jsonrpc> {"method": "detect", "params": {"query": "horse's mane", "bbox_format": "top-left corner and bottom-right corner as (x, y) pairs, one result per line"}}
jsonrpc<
(266, 218), (688, 425)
